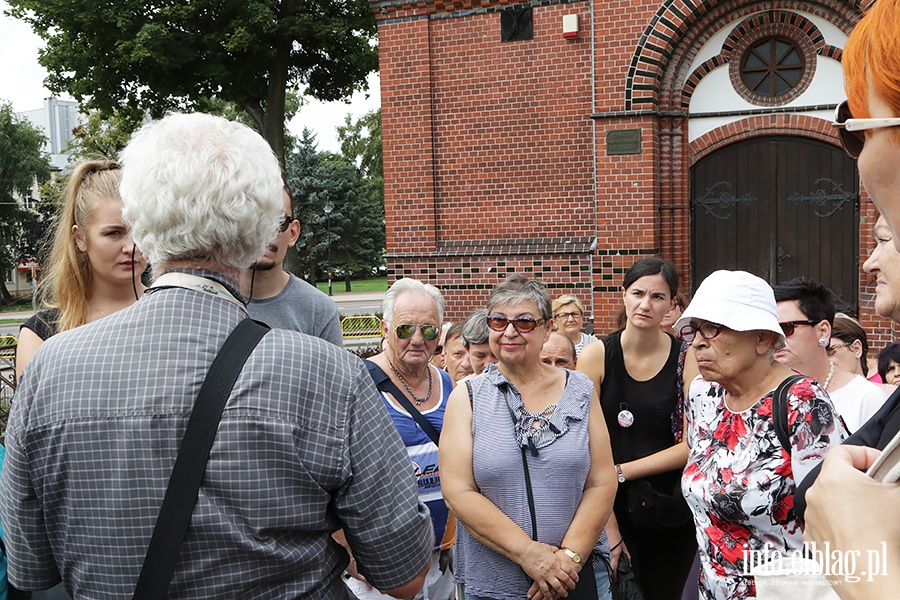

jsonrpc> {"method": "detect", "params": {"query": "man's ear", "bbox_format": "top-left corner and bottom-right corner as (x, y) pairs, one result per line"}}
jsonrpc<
(288, 219), (301, 246)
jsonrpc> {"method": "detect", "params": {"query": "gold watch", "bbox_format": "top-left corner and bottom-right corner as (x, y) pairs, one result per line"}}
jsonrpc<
(561, 547), (582, 565)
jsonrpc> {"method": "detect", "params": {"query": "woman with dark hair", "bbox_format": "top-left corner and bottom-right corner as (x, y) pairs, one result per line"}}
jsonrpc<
(441, 274), (616, 600)
(577, 257), (699, 600)
(877, 343), (900, 386)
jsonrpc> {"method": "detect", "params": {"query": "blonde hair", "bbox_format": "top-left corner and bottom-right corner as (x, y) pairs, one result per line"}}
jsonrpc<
(40, 160), (123, 333)
(552, 294), (584, 316)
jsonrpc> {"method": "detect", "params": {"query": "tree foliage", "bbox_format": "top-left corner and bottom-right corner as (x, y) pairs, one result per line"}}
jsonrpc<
(285, 125), (384, 291)
(0, 102), (51, 305)
(6, 0), (378, 164)
(68, 110), (143, 161)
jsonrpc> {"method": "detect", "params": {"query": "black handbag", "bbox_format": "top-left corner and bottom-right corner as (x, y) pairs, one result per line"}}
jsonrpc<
(623, 478), (693, 532)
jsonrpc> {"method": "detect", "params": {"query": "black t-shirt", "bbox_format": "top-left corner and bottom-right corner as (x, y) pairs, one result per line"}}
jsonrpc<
(20, 308), (61, 341)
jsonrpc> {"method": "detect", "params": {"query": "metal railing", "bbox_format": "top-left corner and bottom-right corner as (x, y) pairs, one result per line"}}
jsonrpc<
(341, 315), (382, 339)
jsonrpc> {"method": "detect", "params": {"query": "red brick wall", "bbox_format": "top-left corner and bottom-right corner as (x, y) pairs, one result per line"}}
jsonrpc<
(374, 0), (897, 357)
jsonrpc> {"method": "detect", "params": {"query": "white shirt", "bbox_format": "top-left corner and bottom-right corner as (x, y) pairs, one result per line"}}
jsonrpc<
(829, 374), (889, 433)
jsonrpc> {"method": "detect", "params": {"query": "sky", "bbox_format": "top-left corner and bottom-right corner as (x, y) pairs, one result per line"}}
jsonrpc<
(0, 2), (380, 153)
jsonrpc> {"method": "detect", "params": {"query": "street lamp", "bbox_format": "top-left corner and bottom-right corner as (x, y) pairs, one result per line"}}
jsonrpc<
(324, 201), (334, 296)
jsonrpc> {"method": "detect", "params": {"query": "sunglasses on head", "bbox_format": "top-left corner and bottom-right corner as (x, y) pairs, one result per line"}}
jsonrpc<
(486, 315), (545, 334)
(278, 213), (293, 233)
(834, 100), (900, 159)
(394, 323), (441, 341)
(779, 319), (818, 337)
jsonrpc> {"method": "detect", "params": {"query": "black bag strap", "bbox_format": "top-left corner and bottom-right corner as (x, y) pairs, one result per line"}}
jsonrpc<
(364, 360), (440, 446)
(505, 396), (538, 542)
(772, 374), (806, 455)
(132, 318), (270, 600)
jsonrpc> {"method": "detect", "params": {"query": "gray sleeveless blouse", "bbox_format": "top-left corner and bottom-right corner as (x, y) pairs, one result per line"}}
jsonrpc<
(455, 363), (598, 599)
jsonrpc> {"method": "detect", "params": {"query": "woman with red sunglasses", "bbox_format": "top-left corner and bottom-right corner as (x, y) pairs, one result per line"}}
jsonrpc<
(441, 274), (616, 600)
(801, 1), (900, 597)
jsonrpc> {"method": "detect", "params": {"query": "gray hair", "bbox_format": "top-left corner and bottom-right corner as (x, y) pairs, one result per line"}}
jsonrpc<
(120, 112), (282, 272)
(462, 309), (490, 347)
(382, 278), (445, 324)
(487, 274), (553, 321)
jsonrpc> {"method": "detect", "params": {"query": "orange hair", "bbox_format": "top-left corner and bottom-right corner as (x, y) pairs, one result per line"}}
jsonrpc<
(844, 0), (900, 120)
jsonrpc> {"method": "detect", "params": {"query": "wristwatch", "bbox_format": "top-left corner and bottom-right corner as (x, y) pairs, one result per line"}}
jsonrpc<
(615, 464), (626, 484)
(561, 547), (582, 565)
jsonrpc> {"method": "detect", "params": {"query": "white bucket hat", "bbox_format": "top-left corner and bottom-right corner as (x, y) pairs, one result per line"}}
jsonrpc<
(673, 270), (785, 343)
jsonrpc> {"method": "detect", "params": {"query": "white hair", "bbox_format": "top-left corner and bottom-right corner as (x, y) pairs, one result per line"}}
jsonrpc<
(119, 112), (282, 271)
(383, 278), (445, 324)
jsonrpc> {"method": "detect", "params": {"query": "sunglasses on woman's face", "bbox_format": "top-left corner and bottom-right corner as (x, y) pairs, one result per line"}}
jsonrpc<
(278, 213), (293, 233)
(394, 323), (441, 341)
(485, 315), (545, 334)
(834, 100), (900, 159)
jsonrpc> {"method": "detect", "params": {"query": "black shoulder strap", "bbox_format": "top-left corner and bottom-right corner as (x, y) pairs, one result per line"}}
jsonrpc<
(504, 396), (538, 542)
(365, 360), (441, 446)
(132, 318), (270, 600)
(773, 374), (806, 454)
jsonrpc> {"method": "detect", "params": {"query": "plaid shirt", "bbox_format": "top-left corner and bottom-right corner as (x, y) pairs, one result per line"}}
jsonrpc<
(1, 270), (433, 598)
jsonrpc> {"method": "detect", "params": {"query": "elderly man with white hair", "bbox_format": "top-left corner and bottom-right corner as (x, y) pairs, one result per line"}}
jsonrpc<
(0, 112), (433, 599)
(352, 278), (455, 600)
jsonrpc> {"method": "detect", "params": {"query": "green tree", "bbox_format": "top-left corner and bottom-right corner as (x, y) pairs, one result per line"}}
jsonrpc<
(0, 102), (51, 305)
(6, 0), (378, 164)
(286, 128), (384, 291)
(68, 110), (143, 160)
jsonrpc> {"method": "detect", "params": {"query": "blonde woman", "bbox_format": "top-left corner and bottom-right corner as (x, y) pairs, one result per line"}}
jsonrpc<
(552, 294), (597, 356)
(16, 160), (146, 379)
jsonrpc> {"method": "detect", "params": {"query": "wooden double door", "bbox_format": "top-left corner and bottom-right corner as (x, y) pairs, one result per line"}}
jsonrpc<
(690, 136), (859, 313)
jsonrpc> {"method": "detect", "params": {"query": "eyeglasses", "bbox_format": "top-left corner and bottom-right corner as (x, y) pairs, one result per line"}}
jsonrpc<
(434, 345), (444, 355)
(834, 100), (900, 159)
(779, 319), (819, 337)
(486, 315), (546, 334)
(555, 311), (582, 321)
(278, 213), (293, 233)
(394, 323), (441, 341)
(679, 321), (726, 343)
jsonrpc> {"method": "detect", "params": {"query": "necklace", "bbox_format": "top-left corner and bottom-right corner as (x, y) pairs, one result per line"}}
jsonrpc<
(89, 301), (110, 318)
(823, 359), (835, 390)
(388, 359), (433, 406)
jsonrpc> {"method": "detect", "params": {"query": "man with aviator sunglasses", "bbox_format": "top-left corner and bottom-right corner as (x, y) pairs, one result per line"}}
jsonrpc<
(352, 278), (456, 600)
(245, 185), (342, 346)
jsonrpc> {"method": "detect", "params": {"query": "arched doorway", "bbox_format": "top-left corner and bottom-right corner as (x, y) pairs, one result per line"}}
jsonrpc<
(691, 136), (859, 312)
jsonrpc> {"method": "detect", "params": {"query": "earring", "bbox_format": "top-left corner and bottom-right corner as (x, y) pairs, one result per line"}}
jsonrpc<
(818, 338), (828, 347)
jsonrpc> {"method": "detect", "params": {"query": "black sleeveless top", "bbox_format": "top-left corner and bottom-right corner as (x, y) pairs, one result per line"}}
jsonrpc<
(20, 308), (61, 341)
(600, 330), (681, 464)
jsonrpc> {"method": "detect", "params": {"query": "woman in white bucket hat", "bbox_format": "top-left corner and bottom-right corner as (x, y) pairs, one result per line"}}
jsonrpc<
(675, 270), (847, 600)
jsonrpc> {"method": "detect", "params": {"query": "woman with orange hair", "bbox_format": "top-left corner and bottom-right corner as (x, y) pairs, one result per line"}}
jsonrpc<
(15, 160), (147, 379)
(801, 1), (900, 597)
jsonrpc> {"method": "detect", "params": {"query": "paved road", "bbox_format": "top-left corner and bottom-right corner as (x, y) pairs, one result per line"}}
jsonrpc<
(0, 290), (385, 340)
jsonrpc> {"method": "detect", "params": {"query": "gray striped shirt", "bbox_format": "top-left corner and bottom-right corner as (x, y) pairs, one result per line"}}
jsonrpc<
(455, 364), (600, 599)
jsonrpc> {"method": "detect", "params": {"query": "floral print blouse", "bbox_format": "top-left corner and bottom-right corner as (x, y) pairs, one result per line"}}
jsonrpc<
(682, 375), (847, 599)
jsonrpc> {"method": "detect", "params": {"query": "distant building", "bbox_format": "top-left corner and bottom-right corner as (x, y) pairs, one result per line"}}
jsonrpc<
(19, 97), (80, 171)
(5, 98), (81, 299)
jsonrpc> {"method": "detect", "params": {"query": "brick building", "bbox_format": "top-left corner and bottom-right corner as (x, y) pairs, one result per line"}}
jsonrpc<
(372, 0), (897, 348)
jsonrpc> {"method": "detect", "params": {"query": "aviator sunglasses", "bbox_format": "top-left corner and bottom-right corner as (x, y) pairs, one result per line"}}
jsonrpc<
(278, 213), (293, 232)
(834, 100), (900, 159)
(486, 315), (546, 334)
(394, 323), (441, 341)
